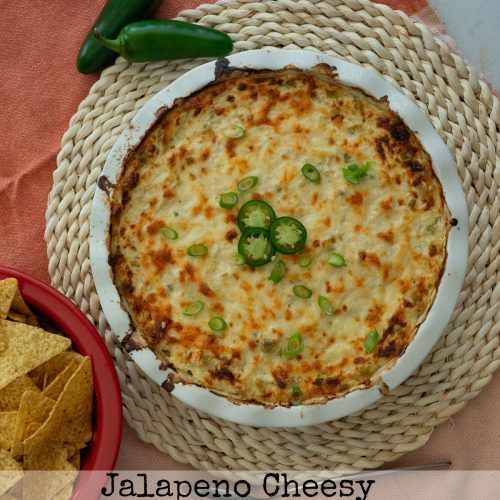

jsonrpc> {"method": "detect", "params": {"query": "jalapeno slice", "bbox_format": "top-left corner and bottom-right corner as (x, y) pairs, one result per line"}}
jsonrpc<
(269, 217), (307, 255)
(237, 227), (275, 266)
(237, 200), (276, 231)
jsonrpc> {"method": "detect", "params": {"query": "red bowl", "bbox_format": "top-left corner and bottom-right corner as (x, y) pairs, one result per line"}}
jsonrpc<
(0, 266), (122, 499)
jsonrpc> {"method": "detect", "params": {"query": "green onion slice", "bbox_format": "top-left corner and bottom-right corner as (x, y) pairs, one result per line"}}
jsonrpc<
(233, 253), (246, 266)
(364, 329), (379, 353)
(298, 253), (313, 268)
(208, 316), (227, 332)
(183, 301), (204, 317)
(219, 192), (238, 209)
(223, 124), (245, 139)
(159, 226), (178, 240)
(342, 161), (373, 184)
(268, 259), (286, 283)
(290, 386), (303, 406)
(237, 176), (259, 192)
(318, 295), (334, 316)
(293, 284), (313, 299)
(238, 200), (276, 231)
(328, 252), (345, 268)
(269, 216), (307, 255)
(238, 227), (275, 267)
(284, 332), (304, 358)
(301, 163), (321, 183)
(187, 244), (208, 257)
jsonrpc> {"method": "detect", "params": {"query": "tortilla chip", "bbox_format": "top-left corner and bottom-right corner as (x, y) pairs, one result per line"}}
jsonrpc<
(10, 289), (37, 327)
(42, 359), (78, 401)
(23, 442), (77, 500)
(24, 358), (93, 452)
(29, 351), (81, 391)
(0, 325), (6, 354)
(0, 318), (7, 354)
(0, 449), (23, 496)
(6, 311), (27, 323)
(0, 375), (39, 412)
(0, 321), (71, 390)
(67, 451), (80, 470)
(52, 483), (75, 500)
(11, 391), (55, 458)
(0, 493), (19, 500)
(0, 279), (17, 320)
(0, 412), (16, 450)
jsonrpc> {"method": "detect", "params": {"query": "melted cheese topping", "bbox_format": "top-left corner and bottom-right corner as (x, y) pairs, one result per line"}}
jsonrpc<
(109, 69), (449, 406)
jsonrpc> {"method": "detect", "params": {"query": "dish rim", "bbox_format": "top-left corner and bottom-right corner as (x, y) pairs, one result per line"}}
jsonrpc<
(0, 266), (122, 498)
(89, 48), (468, 427)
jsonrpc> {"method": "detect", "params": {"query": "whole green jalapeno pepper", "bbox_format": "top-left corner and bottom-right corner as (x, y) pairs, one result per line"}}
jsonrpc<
(77, 0), (162, 74)
(94, 19), (233, 63)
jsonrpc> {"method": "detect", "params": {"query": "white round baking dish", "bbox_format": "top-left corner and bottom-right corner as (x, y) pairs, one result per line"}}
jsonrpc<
(90, 49), (468, 427)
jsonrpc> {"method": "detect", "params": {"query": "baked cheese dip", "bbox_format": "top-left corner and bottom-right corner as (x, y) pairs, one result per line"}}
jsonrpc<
(109, 67), (450, 406)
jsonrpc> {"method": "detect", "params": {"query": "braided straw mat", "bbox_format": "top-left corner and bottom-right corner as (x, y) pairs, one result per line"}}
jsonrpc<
(45, 0), (500, 470)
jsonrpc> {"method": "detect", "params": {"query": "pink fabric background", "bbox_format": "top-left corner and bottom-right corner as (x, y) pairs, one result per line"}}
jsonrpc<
(0, 0), (498, 470)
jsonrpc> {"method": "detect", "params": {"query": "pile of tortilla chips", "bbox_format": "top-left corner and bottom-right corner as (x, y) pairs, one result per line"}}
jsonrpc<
(0, 278), (94, 499)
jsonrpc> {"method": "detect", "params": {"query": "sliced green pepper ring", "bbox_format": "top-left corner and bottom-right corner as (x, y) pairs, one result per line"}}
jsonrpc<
(328, 252), (345, 268)
(237, 200), (276, 231)
(269, 216), (307, 255)
(237, 176), (259, 192)
(208, 316), (227, 332)
(290, 386), (303, 406)
(298, 252), (313, 268)
(318, 295), (334, 316)
(183, 301), (204, 317)
(301, 163), (321, 183)
(187, 244), (208, 257)
(219, 192), (238, 209)
(293, 284), (313, 299)
(268, 259), (286, 283)
(364, 329), (379, 353)
(159, 226), (178, 240)
(223, 124), (245, 139)
(238, 227), (275, 267)
(283, 332), (304, 358)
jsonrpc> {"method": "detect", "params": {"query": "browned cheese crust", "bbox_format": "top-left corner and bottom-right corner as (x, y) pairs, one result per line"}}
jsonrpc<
(109, 68), (450, 406)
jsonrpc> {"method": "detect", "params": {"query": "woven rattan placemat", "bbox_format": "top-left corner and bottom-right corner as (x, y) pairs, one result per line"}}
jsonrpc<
(45, 0), (500, 470)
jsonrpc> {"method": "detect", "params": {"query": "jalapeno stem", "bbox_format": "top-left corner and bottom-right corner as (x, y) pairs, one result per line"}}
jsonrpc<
(94, 29), (126, 57)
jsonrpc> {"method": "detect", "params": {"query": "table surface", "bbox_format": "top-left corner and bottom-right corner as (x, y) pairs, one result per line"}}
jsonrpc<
(0, 0), (498, 471)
